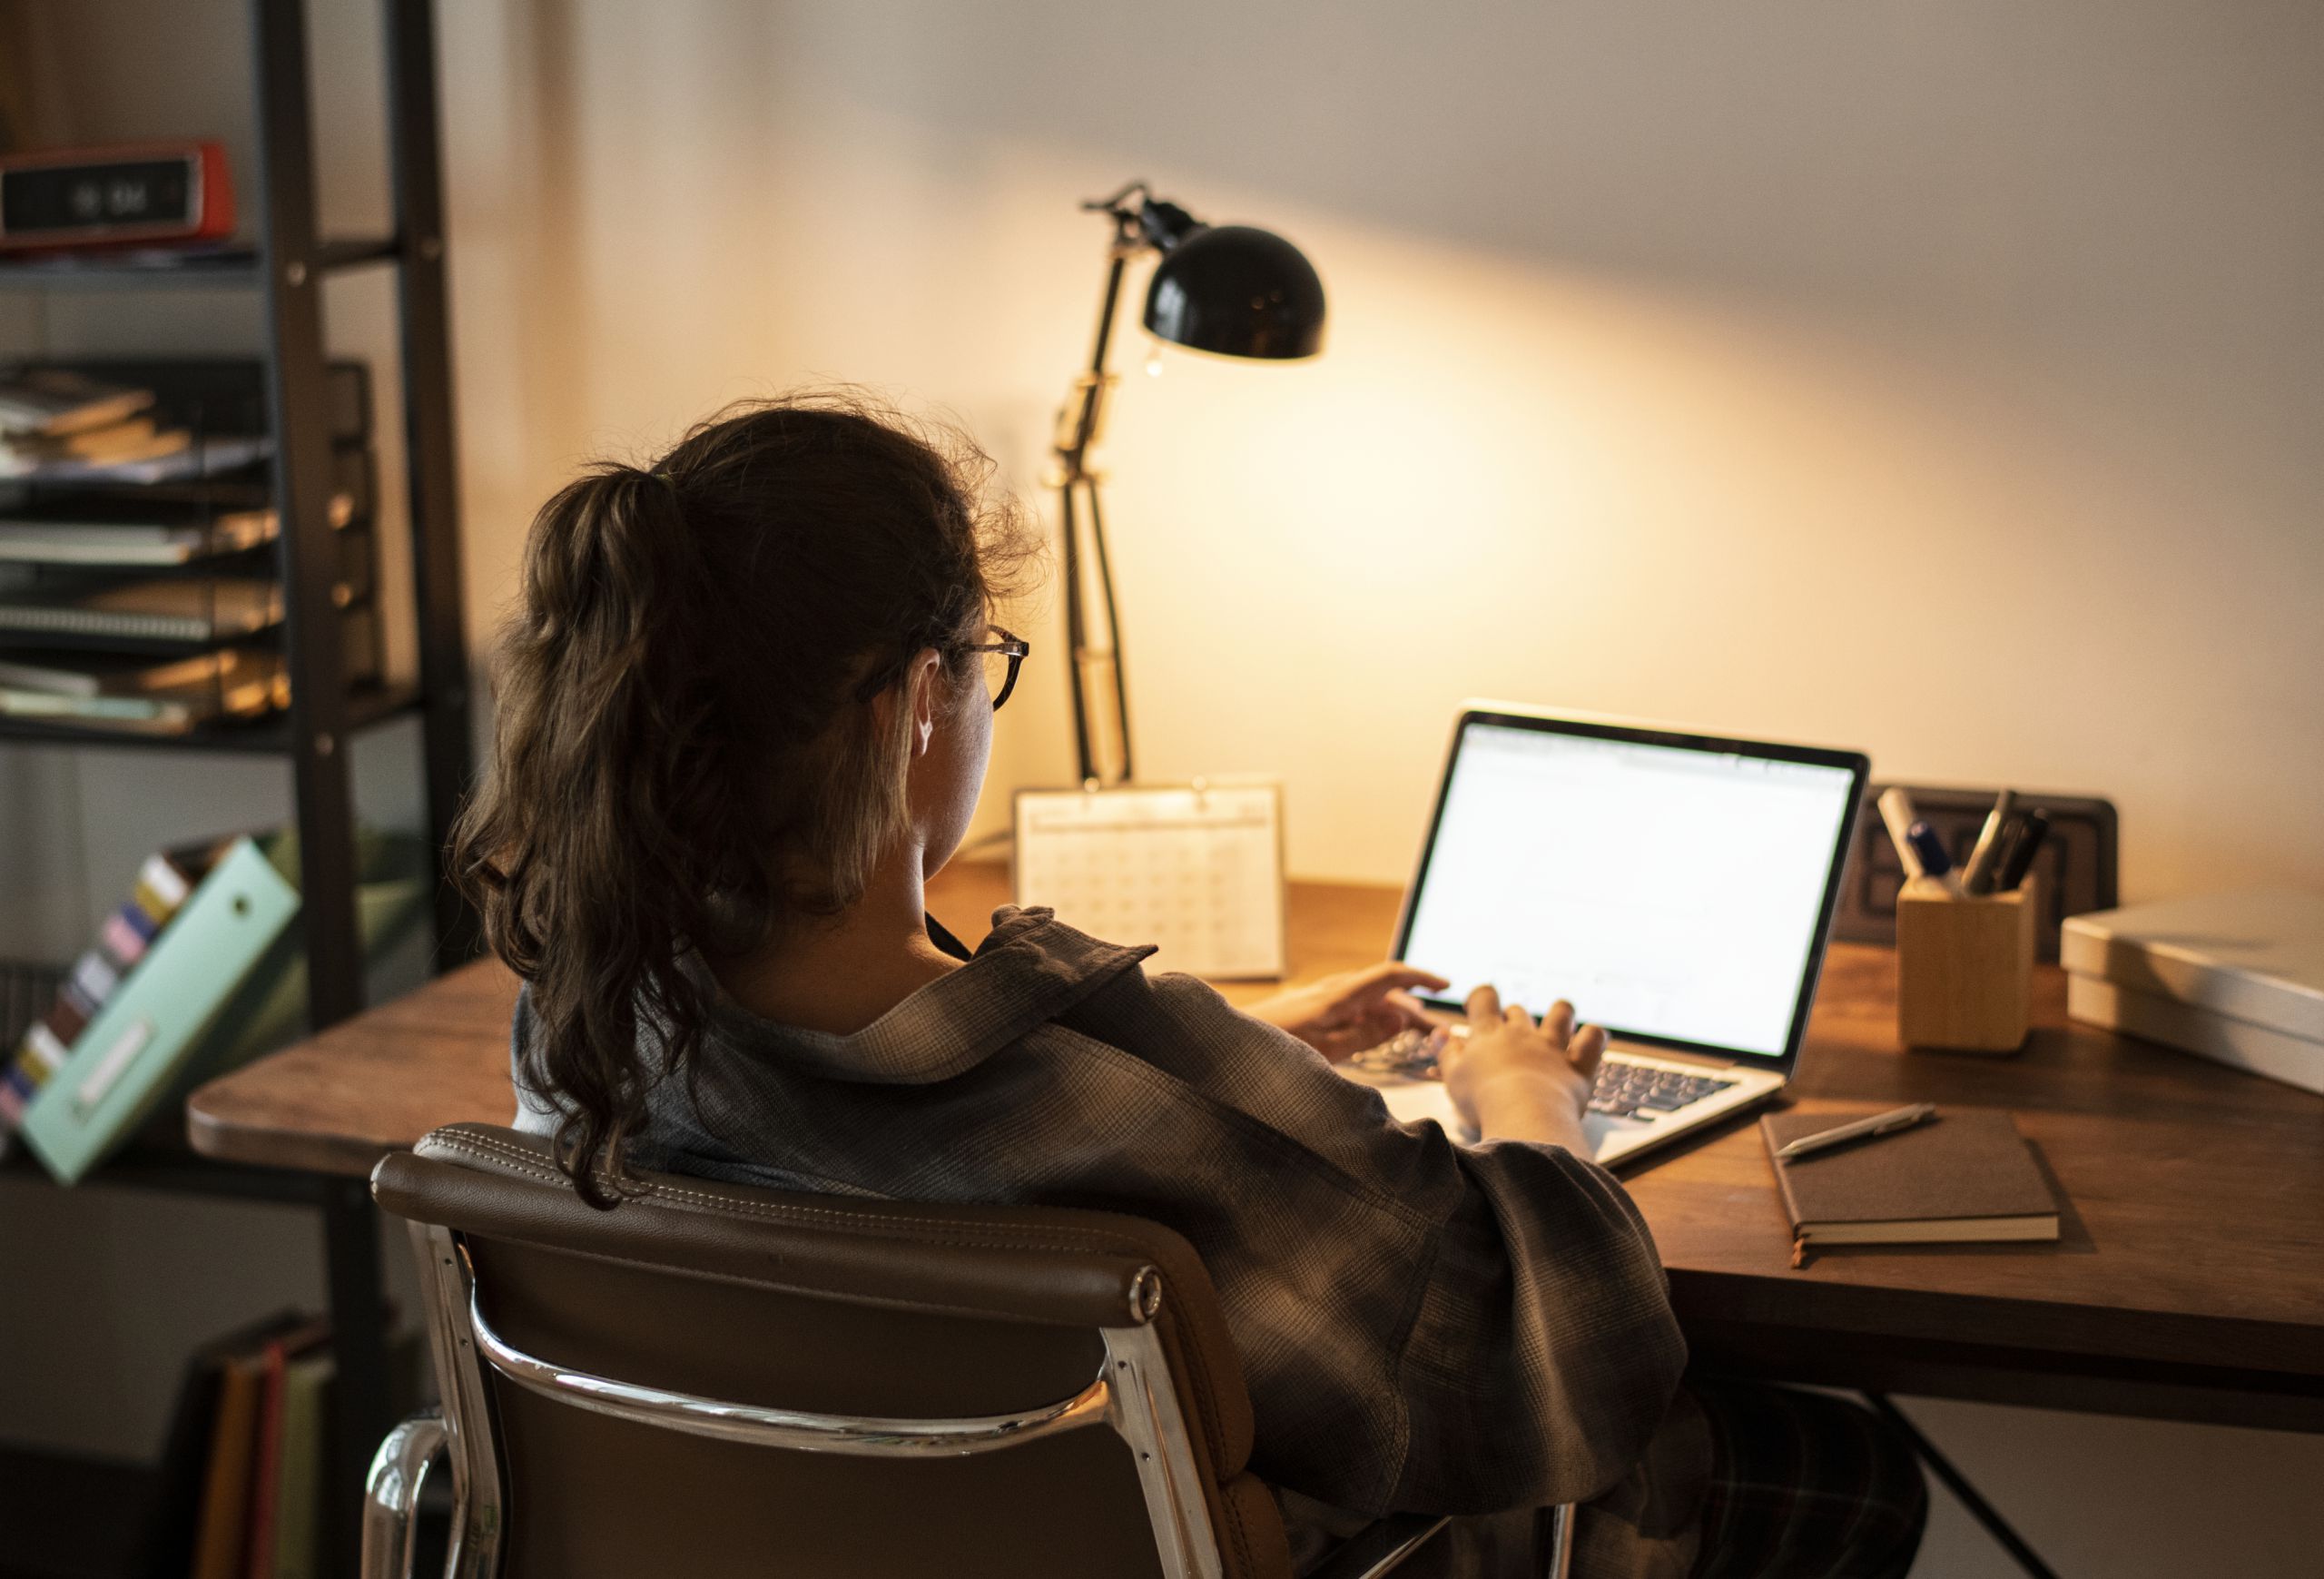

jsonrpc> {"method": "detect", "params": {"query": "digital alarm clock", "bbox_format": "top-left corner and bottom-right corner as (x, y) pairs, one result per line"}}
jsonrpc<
(0, 141), (236, 252)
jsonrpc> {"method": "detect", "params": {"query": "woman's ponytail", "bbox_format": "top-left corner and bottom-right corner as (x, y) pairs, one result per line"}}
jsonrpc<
(456, 465), (726, 1204)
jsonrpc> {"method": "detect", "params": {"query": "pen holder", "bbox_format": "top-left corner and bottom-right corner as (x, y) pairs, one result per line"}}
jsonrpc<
(1896, 875), (2038, 1054)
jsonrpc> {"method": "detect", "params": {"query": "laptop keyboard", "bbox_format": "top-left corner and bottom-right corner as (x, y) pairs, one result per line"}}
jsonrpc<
(1586, 1061), (1739, 1119)
(1350, 1032), (1743, 1121)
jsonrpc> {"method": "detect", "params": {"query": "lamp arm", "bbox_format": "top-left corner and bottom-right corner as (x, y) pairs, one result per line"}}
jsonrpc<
(1056, 215), (1143, 478)
(1050, 207), (1148, 785)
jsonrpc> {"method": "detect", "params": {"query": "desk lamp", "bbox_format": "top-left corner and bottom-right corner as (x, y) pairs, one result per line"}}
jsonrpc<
(1049, 181), (1326, 785)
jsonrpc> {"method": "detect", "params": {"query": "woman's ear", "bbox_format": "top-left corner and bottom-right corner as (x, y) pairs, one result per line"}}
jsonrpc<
(907, 647), (943, 756)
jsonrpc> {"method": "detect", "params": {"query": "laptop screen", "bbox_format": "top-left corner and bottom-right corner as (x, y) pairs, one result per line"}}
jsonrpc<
(1397, 716), (1864, 1061)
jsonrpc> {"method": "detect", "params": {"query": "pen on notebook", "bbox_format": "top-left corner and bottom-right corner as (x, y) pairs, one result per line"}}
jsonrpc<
(1994, 808), (2051, 892)
(1905, 822), (1960, 895)
(1960, 788), (2016, 896)
(1876, 786), (1925, 880)
(1774, 1102), (1938, 1160)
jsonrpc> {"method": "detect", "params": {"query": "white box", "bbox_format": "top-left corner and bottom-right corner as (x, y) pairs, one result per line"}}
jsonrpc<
(2060, 890), (2324, 1042)
(2067, 972), (2324, 1096)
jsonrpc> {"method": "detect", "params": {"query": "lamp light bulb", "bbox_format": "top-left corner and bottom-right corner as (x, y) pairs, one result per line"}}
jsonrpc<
(1144, 340), (1164, 379)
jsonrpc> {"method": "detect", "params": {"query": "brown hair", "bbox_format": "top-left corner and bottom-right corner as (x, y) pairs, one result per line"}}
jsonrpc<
(451, 395), (1035, 1205)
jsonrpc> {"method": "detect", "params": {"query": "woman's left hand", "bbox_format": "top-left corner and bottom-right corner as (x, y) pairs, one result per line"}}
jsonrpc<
(1247, 962), (1451, 1061)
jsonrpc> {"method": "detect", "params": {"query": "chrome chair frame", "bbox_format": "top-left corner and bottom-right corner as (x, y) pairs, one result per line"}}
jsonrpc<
(365, 1223), (1572, 1579)
(369, 1223), (1222, 1579)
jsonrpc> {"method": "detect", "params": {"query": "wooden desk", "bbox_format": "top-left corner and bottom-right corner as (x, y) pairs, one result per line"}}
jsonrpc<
(189, 864), (2324, 1433)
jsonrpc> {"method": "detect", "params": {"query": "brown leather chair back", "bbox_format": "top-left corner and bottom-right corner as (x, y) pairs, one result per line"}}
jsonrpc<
(370, 1123), (1294, 1579)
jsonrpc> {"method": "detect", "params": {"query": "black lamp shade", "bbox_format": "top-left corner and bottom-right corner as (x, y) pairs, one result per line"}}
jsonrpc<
(1142, 224), (1326, 360)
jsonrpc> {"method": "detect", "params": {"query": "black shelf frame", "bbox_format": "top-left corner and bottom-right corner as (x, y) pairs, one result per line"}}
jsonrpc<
(0, 4), (474, 1574)
(0, 234), (400, 290)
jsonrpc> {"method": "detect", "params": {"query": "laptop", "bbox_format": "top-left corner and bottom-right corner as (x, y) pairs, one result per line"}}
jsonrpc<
(1361, 704), (1868, 1167)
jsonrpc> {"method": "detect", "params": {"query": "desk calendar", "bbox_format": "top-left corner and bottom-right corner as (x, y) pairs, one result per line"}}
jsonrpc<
(1012, 782), (1286, 979)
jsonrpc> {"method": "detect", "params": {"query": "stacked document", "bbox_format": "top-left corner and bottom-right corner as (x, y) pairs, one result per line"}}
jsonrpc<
(2063, 891), (2324, 1095)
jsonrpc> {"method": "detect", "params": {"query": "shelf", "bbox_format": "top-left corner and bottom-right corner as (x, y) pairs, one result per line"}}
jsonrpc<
(0, 681), (424, 755)
(0, 1140), (324, 1203)
(0, 236), (401, 291)
(0, 1116), (325, 1205)
(0, 1443), (158, 1579)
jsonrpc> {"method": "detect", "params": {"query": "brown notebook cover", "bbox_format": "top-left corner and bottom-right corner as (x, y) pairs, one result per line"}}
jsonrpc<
(1761, 1108), (2059, 1252)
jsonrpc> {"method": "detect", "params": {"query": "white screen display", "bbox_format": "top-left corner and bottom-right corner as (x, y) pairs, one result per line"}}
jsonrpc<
(1399, 724), (1856, 1058)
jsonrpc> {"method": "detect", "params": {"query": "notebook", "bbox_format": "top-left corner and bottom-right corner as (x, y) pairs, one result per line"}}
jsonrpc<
(1761, 1107), (2058, 1256)
(0, 575), (283, 643)
(0, 502), (279, 566)
(0, 647), (288, 734)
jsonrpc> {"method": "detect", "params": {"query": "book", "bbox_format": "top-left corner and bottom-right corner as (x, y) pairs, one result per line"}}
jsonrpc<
(265, 1352), (336, 1579)
(1761, 1107), (2059, 1257)
(0, 574), (283, 643)
(35, 358), (370, 448)
(190, 1349), (268, 1579)
(0, 412), (169, 460)
(0, 647), (288, 735)
(0, 367), (153, 437)
(243, 1318), (330, 1579)
(0, 425), (194, 479)
(0, 645), (281, 699)
(0, 431), (270, 484)
(0, 502), (279, 566)
(2068, 973), (2324, 1097)
(17, 835), (300, 1183)
(2062, 890), (2324, 1045)
(132, 1308), (313, 1579)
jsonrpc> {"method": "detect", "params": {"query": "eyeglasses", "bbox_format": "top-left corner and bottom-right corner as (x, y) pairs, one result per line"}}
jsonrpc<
(966, 626), (1030, 711)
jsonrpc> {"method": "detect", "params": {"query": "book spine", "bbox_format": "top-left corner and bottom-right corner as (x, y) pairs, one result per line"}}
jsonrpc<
(243, 1340), (290, 1579)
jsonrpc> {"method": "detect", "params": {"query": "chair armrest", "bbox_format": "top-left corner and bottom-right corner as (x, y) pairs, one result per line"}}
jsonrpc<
(361, 1409), (447, 1579)
(1304, 1513), (1450, 1579)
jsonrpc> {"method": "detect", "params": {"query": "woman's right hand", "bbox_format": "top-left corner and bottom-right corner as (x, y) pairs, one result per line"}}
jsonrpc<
(1439, 984), (1605, 1153)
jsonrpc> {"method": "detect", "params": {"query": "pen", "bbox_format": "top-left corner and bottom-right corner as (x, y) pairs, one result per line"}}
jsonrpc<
(1876, 786), (1925, 880)
(1994, 808), (2051, 892)
(1775, 1102), (1938, 1160)
(1960, 788), (2016, 896)
(1905, 821), (1960, 894)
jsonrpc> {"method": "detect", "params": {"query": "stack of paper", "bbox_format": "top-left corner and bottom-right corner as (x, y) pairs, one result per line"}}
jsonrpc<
(2063, 890), (2324, 1095)
(0, 367), (193, 479)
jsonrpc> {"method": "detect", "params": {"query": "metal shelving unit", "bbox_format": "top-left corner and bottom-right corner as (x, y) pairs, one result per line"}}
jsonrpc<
(0, 3), (473, 1573)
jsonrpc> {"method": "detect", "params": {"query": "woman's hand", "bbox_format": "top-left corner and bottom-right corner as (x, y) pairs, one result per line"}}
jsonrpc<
(1247, 962), (1450, 1061)
(1439, 984), (1604, 1153)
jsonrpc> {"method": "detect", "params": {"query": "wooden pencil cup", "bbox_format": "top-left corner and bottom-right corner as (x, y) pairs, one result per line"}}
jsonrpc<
(1896, 876), (2039, 1054)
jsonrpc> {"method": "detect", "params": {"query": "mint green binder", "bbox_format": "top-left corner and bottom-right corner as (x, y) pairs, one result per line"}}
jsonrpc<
(20, 835), (300, 1184)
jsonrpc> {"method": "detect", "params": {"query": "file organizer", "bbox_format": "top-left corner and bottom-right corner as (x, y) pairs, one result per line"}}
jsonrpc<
(21, 835), (299, 1182)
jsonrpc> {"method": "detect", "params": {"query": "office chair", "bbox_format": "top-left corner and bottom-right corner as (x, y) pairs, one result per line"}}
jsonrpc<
(364, 1122), (1576, 1579)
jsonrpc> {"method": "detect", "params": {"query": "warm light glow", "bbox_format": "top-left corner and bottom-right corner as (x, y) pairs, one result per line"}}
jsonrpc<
(434, 75), (2324, 904)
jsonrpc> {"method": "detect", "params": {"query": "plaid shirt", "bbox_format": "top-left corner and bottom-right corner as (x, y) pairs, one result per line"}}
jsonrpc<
(513, 905), (1689, 1538)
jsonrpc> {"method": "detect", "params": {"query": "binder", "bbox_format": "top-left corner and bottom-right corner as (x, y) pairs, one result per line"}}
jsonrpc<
(18, 836), (299, 1183)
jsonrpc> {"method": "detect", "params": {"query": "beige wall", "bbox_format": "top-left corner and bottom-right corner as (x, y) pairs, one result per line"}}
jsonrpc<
(437, 0), (2322, 899)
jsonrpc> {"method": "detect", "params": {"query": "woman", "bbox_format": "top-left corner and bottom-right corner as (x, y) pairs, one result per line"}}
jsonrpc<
(454, 397), (1924, 1578)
